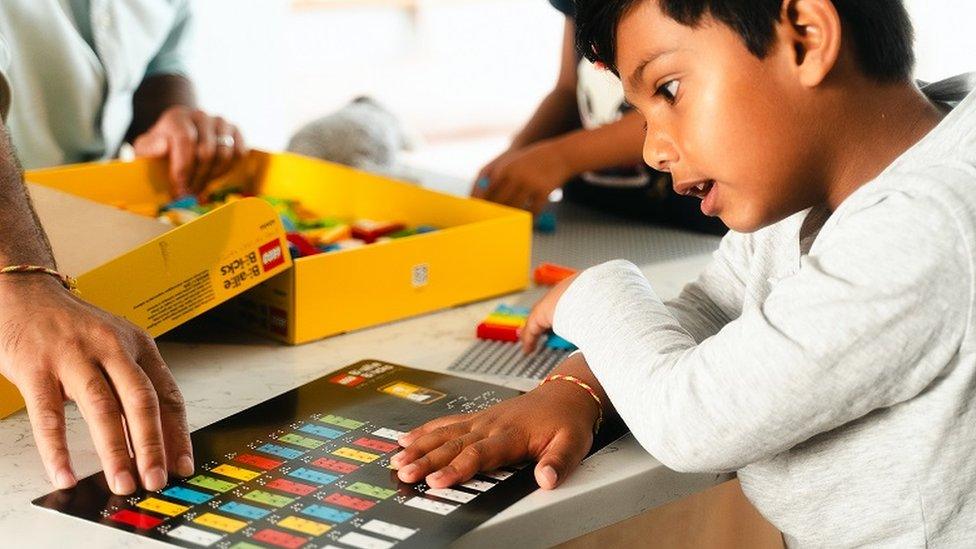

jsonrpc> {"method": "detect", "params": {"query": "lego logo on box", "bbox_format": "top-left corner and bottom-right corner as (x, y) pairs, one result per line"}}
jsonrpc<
(329, 373), (366, 387)
(260, 240), (285, 271)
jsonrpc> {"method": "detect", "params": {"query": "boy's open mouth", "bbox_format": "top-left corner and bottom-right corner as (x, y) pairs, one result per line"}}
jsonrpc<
(674, 179), (715, 199)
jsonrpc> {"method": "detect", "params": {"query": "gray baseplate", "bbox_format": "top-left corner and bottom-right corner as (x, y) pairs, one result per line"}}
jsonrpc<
(448, 201), (721, 380)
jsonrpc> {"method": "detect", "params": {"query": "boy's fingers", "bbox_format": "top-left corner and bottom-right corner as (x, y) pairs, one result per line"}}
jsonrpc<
(21, 372), (76, 490)
(397, 413), (469, 447)
(397, 433), (481, 483)
(521, 312), (549, 354)
(395, 424), (468, 470)
(139, 347), (193, 478)
(534, 431), (591, 490)
(100, 356), (167, 491)
(62, 362), (137, 495)
(427, 435), (519, 489)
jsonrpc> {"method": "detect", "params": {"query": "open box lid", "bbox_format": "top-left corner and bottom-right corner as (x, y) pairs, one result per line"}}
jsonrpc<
(25, 182), (292, 338)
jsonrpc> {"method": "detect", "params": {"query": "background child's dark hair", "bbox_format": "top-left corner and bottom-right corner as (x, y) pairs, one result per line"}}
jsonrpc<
(576, 0), (915, 82)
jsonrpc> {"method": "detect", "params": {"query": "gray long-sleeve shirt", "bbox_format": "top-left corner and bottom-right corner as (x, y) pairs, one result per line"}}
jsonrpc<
(554, 85), (976, 547)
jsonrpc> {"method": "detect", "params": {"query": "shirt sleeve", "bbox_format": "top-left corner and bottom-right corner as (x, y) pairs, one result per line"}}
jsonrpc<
(548, 0), (575, 17)
(553, 188), (971, 473)
(663, 231), (753, 342)
(145, 0), (193, 78)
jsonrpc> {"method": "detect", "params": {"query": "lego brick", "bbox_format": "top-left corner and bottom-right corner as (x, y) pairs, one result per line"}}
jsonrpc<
(533, 262), (578, 286)
(476, 322), (520, 342)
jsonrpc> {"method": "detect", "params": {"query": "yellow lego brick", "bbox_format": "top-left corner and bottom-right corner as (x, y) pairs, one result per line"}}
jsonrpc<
(137, 497), (190, 517)
(278, 515), (331, 536)
(211, 463), (261, 481)
(332, 447), (380, 463)
(484, 314), (527, 328)
(303, 224), (351, 245)
(194, 512), (248, 533)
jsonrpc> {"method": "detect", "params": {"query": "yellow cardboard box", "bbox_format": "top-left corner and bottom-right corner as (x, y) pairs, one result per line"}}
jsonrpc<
(0, 159), (292, 418)
(223, 151), (532, 344)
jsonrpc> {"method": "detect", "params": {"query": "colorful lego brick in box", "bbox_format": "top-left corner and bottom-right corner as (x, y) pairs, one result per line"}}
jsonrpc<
(148, 191), (440, 260)
(34, 361), (559, 548)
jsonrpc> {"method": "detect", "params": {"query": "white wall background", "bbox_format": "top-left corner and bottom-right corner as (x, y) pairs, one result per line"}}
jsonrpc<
(185, 0), (976, 179)
(186, 0), (563, 152)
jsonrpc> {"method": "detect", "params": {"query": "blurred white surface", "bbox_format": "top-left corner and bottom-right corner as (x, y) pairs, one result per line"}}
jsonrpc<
(185, 0), (976, 184)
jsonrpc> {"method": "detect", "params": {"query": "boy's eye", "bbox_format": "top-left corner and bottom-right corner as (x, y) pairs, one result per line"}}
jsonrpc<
(656, 80), (680, 103)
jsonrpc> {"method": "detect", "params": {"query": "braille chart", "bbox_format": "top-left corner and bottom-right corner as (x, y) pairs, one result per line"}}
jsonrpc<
(33, 360), (539, 549)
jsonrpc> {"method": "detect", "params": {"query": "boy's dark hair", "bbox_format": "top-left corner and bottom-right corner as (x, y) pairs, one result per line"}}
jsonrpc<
(576, 0), (915, 82)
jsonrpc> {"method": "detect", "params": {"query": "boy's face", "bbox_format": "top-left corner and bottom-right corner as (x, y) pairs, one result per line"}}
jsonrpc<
(618, 0), (827, 232)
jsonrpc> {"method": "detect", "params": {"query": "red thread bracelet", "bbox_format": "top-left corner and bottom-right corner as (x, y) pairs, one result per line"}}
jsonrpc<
(540, 374), (604, 434)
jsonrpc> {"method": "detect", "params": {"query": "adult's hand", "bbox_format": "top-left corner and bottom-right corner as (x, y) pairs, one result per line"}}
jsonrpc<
(0, 275), (193, 494)
(133, 106), (247, 197)
(473, 140), (574, 215)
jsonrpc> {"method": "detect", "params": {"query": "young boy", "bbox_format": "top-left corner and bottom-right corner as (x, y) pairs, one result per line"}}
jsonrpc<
(474, 0), (726, 234)
(391, 0), (976, 545)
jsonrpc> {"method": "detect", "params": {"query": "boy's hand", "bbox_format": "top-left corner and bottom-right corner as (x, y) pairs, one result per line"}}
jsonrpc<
(0, 276), (193, 495)
(473, 140), (574, 215)
(133, 106), (248, 197)
(392, 376), (599, 490)
(521, 273), (579, 353)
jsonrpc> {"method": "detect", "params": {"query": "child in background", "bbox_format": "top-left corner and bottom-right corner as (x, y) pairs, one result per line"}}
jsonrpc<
(393, 0), (976, 545)
(474, 0), (726, 235)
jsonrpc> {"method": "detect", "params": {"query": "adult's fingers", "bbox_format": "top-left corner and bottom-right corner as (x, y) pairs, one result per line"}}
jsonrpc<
(493, 176), (534, 210)
(188, 112), (216, 194)
(232, 126), (248, 159)
(529, 192), (550, 216)
(471, 175), (491, 198)
(396, 432), (482, 484)
(165, 115), (199, 197)
(132, 133), (169, 158)
(138, 344), (193, 478)
(61, 361), (137, 495)
(100, 353), (167, 492)
(426, 434), (522, 489)
(20, 371), (75, 489)
(486, 174), (519, 206)
(207, 118), (237, 183)
(534, 430), (591, 490)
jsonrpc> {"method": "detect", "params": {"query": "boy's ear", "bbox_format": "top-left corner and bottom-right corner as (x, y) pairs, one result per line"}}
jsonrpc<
(778, 0), (843, 87)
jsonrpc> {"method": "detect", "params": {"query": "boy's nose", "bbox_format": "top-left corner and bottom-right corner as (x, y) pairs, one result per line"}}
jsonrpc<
(643, 133), (677, 173)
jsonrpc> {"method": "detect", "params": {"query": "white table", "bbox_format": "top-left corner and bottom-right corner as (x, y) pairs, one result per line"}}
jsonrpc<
(0, 253), (723, 548)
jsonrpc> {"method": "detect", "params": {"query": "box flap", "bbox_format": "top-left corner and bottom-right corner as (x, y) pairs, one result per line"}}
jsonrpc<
(27, 183), (170, 276)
